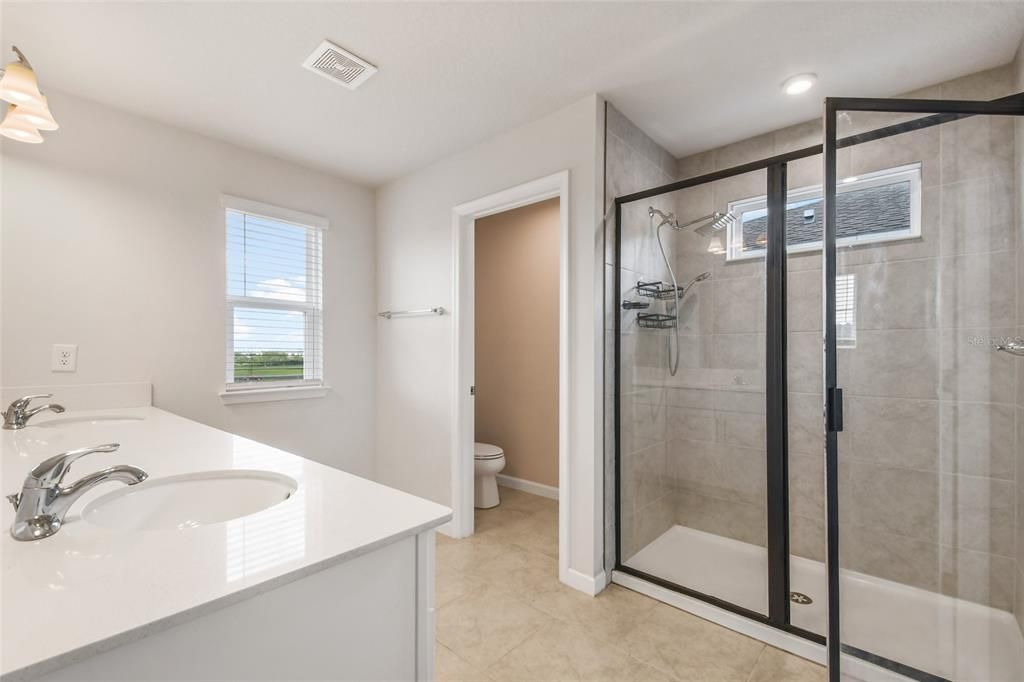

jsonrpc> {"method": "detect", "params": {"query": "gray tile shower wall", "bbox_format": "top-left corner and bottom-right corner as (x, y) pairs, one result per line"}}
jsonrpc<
(604, 104), (678, 568)
(665, 63), (1020, 611)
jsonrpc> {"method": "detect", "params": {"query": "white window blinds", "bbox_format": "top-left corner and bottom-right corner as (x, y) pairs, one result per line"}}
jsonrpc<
(224, 196), (325, 390)
(836, 273), (856, 348)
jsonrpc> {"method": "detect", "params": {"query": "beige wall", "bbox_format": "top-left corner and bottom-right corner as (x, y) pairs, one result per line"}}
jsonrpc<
(474, 199), (560, 488)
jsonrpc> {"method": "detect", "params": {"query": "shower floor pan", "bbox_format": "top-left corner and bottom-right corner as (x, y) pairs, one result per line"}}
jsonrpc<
(625, 525), (1024, 682)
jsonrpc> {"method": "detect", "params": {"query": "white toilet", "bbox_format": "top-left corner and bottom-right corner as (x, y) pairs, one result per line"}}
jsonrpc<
(474, 442), (506, 509)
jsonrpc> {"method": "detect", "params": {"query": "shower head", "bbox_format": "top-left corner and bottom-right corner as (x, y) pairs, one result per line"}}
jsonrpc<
(693, 211), (737, 236)
(651, 206), (737, 235)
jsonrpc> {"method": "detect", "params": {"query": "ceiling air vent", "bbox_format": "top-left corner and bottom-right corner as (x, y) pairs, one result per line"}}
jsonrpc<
(302, 40), (377, 90)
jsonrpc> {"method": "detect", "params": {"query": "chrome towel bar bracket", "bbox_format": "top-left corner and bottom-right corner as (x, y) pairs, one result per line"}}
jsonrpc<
(378, 306), (446, 319)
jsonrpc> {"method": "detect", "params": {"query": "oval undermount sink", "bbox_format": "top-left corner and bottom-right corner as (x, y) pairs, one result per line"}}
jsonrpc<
(82, 470), (297, 531)
(35, 415), (145, 428)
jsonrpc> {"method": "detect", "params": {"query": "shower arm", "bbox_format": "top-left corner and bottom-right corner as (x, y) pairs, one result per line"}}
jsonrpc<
(677, 211), (729, 231)
(648, 207), (731, 233)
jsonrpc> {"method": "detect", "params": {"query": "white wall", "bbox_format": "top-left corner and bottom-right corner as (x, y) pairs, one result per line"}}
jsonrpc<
(1, 91), (377, 477)
(374, 95), (606, 586)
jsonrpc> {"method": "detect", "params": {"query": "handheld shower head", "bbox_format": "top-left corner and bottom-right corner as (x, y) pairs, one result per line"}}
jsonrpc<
(649, 207), (716, 377)
(678, 271), (712, 298)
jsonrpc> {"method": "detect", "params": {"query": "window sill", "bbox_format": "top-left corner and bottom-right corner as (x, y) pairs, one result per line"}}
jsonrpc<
(219, 385), (330, 405)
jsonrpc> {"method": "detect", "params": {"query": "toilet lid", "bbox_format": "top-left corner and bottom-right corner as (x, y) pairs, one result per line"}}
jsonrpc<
(474, 442), (504, 460)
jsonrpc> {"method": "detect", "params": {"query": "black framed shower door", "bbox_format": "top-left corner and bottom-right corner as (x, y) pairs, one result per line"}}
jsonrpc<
(822, 94), (1024, 682)
(613, 144), (825, 644)
(613, 90), (1024, 682)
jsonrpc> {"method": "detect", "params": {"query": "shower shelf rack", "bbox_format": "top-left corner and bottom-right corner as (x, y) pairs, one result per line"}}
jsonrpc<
(636, 312), (677, 329)
(636, 280), (681, 300)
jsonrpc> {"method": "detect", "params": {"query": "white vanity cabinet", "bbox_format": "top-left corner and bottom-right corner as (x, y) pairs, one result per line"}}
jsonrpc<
(2, 406), (450, 682)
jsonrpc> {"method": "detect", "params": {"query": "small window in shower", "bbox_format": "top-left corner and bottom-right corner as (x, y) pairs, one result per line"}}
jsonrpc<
(725, 163), (922, 261)
(836, 273), (856, 348)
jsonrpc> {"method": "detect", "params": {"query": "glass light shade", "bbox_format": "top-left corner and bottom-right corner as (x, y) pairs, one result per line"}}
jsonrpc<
(0, 61), (43, 106)
(0, 105), (43, 143)
(7, 96), (57, 130)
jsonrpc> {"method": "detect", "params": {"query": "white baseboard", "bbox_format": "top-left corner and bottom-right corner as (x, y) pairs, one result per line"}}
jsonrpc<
(561, 568), (607, 596)
(497, 474), (559, 500)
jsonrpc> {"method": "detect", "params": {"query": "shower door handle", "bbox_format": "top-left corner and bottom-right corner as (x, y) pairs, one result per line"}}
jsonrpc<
(826, 387), (844, 432)
(996, 340), (1024, 357)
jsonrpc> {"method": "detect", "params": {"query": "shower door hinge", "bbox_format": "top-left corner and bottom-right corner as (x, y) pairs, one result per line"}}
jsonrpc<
(826, 387), (844, 432)
(470, 385), (475, 396)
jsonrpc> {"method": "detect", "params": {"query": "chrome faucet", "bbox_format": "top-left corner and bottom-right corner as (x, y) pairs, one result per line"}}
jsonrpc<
(2, 394), (66, 430)
(6, 443), (148, 541)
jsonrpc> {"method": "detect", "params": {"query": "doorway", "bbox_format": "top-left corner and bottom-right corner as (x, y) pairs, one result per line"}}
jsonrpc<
(451, 171), (572, 587)
(474, 198), (560, 504)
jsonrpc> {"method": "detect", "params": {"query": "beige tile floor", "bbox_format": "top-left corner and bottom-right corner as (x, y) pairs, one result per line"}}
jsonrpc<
(435, 486), (827, 681)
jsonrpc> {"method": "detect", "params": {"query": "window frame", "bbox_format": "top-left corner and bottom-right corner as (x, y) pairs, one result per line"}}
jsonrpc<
(221, 195), (328, 399)
(725, 162), (922, 262)
(835, 273), (856, 349)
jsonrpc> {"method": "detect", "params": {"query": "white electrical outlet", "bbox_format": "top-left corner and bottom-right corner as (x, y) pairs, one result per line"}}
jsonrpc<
(51, 344), (77, 372)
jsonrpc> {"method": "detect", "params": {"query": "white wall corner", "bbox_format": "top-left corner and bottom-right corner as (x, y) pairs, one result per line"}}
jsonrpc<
(562, 568), (608, 597)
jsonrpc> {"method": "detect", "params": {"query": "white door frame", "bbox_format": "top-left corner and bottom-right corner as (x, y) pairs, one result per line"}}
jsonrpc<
(451, 170), (570, 584)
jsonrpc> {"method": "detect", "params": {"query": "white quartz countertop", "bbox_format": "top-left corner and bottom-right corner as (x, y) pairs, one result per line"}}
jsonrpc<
(0, 407), (451, 680)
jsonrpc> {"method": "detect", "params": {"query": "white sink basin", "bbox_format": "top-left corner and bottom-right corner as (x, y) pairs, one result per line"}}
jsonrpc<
(82, 470), (297, 531)
(35, 415), (144, 428)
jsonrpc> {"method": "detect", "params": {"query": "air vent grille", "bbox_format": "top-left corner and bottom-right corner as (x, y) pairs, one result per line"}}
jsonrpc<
(302, 40), (377, 90)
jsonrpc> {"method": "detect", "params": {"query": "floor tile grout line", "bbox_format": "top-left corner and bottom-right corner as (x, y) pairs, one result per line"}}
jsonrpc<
(443, 489), (825, 682)
(743, 644), (771, 682)
(438, 643), (491, 682)
(478, 617), (552, 678)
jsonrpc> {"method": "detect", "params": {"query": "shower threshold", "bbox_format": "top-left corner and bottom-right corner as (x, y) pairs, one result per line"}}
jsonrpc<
(620, 525), (1024, 682)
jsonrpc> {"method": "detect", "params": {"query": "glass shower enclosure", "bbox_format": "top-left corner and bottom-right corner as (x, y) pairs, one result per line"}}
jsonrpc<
(613, 95), (1024, 682)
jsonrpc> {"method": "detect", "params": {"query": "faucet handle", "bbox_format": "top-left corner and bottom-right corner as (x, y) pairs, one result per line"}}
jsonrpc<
(3, 394), (52, 416)
(28, 443), (120, 488)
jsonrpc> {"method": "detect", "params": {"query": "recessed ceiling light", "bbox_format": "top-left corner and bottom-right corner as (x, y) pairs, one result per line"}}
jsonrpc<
(782, 73), (817, 96)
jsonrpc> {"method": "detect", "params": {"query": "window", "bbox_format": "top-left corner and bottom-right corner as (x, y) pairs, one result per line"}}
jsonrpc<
(223, 196), (326, 396)
(725, 163), (922, 261)
(836, 273), (856, 348)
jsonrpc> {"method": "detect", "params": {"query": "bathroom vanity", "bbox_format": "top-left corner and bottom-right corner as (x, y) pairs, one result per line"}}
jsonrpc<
(0, 399), (451, 681)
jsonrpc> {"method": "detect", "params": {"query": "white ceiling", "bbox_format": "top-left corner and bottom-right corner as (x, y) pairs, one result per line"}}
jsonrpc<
(4, 2), (1023, 186)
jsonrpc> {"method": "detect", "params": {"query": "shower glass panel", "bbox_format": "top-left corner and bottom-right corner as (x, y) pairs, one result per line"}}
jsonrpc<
(782, 149), (829, 638)
(824, 97), (1024, 682)
(617, 168), (770, 616)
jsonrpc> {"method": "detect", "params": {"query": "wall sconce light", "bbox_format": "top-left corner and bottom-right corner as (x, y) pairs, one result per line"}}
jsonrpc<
(0, 46), (58, 144)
